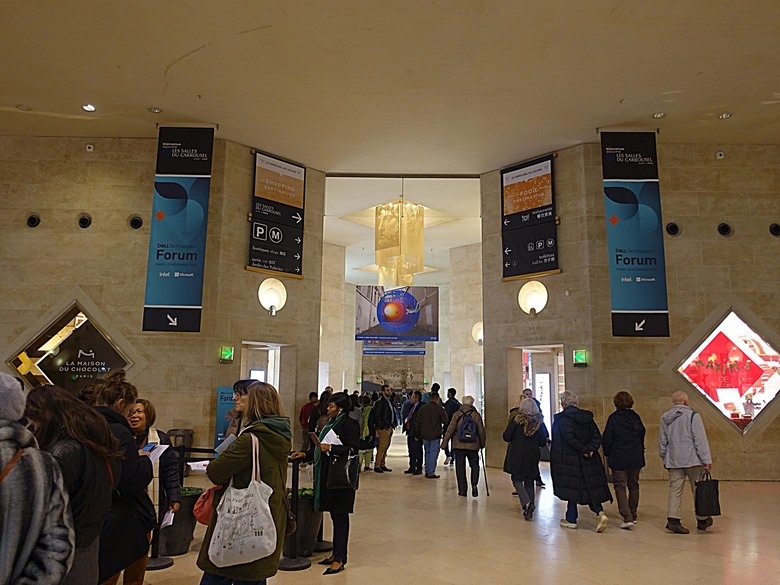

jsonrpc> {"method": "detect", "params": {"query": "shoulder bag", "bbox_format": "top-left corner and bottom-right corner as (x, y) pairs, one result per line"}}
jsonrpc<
(325, 449), (359, 490)
(208, 433), (277, 567)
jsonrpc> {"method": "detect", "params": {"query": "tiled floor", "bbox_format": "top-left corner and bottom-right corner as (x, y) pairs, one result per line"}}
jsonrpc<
(144, 432), (780, 585)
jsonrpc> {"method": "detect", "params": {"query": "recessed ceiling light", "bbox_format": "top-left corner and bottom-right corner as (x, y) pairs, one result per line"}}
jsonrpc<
(15, 104), (32, 111)
(652, 112), (666, 119)
(82, 104), (96, 112)
(147, 106), (162, 114)
(718, 112), (732, 119)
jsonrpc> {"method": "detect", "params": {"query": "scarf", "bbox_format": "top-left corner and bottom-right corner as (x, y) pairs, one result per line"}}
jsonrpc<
(313, 412), (345, 511)
(516, 412), (543, 437)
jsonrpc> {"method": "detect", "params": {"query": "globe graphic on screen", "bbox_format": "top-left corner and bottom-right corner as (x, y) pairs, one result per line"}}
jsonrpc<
(376, 290), (420, 333)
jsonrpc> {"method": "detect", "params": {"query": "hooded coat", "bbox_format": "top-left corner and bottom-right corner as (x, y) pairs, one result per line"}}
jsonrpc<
(502, 413), (549, 478)
(441, 404), (486, 451)
(602, 408), (646, 471)
(659, 405), (711, 469)
(197, 416), (292, 581)
(0, 420), (75, 585)
(550, 406), (612, 505)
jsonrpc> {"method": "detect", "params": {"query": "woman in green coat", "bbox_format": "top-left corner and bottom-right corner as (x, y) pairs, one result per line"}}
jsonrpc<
(197, 381), (292, 585)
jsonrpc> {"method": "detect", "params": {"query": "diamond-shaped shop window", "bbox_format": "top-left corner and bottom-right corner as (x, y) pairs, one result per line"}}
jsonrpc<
(677, 311), (780, 434)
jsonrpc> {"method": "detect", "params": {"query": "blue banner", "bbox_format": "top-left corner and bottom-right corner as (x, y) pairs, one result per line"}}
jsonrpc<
(143, 127), (214, 332)
(601, 132), (669, 337)
(214, 386), (235, 449)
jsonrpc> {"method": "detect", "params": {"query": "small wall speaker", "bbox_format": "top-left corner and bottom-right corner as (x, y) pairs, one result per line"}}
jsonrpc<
(26, 214), (41, 228)
(128, 215), (144, 230)
(78, 214), (92, 229)
(665, 222), (680, 236)
(717, 223), (732, 237)
(770, 223), (780, 237)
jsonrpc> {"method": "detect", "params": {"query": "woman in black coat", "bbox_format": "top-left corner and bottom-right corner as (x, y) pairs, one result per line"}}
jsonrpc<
(503, 397), (548, 520)
(602, 391), (646, 529)
(293, 392), (359, 576)
(550, 391), (612, 532)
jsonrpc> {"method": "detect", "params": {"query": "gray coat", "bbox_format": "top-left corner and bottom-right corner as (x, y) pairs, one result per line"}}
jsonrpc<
(659, 405), (712, 468)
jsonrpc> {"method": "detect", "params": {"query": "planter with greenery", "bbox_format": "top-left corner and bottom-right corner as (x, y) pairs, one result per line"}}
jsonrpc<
(159, 486), (204, 556)
(283, 487), (322, 558)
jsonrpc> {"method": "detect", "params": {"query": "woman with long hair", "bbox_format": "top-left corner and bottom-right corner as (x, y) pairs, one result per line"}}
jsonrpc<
(226, 379), (257, 437)
(127, 399), (181, 517)
(197, 381), (292, 585)
(93, 370), (154, 585)
(502, 397), (549, 520)
(25, 384), (120, 585)
(293, 392), (360, 575)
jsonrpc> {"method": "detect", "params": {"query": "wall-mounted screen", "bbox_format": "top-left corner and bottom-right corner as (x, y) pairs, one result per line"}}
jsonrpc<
(355, 286), (439, 342)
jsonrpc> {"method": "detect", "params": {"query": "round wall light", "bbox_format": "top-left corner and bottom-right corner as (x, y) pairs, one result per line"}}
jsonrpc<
(258, 278), (287, 316)
(518, 280), (548, 316)
(471, 321), (484, 346)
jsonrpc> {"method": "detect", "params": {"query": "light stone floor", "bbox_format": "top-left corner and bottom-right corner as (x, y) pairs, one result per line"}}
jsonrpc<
(144, 432), (780, 585)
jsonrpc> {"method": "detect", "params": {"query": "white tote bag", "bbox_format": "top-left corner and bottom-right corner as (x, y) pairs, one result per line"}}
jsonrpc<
(208, 433), (277, 567)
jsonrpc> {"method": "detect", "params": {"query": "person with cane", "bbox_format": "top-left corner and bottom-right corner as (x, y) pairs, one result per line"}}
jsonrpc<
(441, 395), (486, 498)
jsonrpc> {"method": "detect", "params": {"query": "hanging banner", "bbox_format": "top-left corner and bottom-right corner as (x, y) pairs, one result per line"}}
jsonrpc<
(247, 152), (306, 278)
(143, 127), (214, 332)
(601, 131), (669, 337)
(501, 155), (560, 280)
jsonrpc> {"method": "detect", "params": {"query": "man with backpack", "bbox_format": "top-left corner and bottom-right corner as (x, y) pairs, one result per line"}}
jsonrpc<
(441, 395), (486, 497)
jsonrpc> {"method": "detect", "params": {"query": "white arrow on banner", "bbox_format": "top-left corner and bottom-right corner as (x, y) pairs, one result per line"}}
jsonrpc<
(167, 314), (178, 327)
(635, 319), (645, 331)
(504, 247), (512, 255)
(292, 212), (302, 224)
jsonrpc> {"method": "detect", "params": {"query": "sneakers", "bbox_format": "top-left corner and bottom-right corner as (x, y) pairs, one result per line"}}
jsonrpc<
(404, 469), (414, 474)
(560, 519), (578, 529)
(444, 456), (452, 465)
(425, 474), (440, 479)
(697, 517), (713, 531)
(619, 521), (635, 530)
(373, 467), (384, 473)
(596, 511), (609, 533)
(523, 502), (535, 521)
(666, 521), (690, 534)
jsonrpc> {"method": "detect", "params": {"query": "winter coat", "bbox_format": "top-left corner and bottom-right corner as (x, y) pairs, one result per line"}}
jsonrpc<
(413, 401), (449, 441)
(602, 408), (646, 471)
(550, 406), (612, 505)
(49, 438), (116, 548)
(0, 420), (75, 585)
(308, 403), (327, 433)
(441, 405), (486, 451)
(401, 400), (421, 435)
(135, 428), (181, 516)
(502, 413), (549, 479)
(95, 406), (155, 582)
(659, 405), (712, 468)
(359, 404), (375, 450)
(371, 395), (396, 430)
(197, 416), (292, 581)
(303, 414), (360, 514)
(444, 397), (461, 423)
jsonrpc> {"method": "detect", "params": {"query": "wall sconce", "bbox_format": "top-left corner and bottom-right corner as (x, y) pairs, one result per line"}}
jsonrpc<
(471, 321), (484, 346)
(258, 278), (287, 316)
(573, 349), (588, 368)
(518, 280), (548, 317)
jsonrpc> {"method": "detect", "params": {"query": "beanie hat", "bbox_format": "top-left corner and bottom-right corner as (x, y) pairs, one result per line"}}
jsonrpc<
(0, 372), (26, 421)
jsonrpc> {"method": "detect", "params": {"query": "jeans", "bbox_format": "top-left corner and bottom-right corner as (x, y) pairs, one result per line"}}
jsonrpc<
(407, 434), (422, 473)
(200, 573), (266, 585)
(511, 473), (535, 508)
(565, 500), (603, 523)
(454, 449), (479, 495)
(330, 511), (350, 564)
(423, 438), (441, 475)
(612, 468), (641, 522)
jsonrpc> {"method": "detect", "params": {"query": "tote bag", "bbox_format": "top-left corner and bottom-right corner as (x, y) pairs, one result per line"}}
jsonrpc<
(208, 434), (277, 567)
(694, 471), (721, 517)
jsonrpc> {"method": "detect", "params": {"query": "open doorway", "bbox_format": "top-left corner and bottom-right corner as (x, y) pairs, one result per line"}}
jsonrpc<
(240, 342), (281, 389)
(507, 344), (565, 425)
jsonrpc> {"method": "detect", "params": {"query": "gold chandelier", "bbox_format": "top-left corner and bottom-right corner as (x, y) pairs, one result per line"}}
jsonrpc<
(375, 185), (424, 287)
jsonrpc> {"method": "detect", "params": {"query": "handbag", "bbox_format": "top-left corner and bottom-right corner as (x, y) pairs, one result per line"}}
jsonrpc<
(194, 485), (220, 525)
(325, 449), (359, 490)
(208, 434), (277, 567)
(694, 470), (721, 517)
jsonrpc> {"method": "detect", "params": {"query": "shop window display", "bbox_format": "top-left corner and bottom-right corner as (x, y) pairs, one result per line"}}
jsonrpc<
(678, 311), (780, 432)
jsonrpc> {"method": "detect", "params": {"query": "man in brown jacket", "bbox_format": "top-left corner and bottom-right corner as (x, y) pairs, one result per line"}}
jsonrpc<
(412, 392), (449, 478)
(441, 396), (486, 497)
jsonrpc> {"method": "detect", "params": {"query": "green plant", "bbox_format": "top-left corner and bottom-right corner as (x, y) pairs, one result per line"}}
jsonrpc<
(180, 486), (205, 497)
(288, 487), (314, 499)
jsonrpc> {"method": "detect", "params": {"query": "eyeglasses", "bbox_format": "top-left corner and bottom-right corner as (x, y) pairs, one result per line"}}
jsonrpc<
(233, 390), (247, 398)
(127, 409), (144, 416)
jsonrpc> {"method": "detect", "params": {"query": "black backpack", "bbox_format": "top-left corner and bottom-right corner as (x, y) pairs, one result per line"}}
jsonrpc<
(456, 411), (478, 443)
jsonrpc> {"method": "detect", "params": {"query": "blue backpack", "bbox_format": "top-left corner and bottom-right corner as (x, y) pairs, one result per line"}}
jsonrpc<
(456, 411), (478, 443)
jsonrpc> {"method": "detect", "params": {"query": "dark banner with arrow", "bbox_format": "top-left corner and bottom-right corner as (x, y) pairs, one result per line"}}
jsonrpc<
(500, 155), (560, 280)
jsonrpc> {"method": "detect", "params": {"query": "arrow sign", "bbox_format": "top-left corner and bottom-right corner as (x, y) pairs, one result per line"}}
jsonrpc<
(295, 267), (300, 273)
(503, 218), (510, 226)
(167, 314), (178, 326)
(504, 247), (512, 255)
(295, 237), (301, 244)
(505, 262), (510, 268)
(292, 212), (302, 224)
(634, 319), (645, 331)
(294, 253), (301, 260)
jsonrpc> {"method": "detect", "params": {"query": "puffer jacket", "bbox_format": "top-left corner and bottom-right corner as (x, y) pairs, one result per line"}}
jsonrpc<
(550, 406), (612, 505)
(659, 405), (711, 468)
(441, 405), (486, 450)
(0, 420), (75, 584)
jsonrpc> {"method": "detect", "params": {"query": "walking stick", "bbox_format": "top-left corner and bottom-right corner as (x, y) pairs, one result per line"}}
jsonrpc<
(480, 448), (490, 496)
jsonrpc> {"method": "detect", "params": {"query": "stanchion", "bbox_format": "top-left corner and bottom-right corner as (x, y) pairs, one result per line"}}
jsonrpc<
(313, 519), (333, 553)
(280, 457), (311, 571)
(147, 449), (173, 571)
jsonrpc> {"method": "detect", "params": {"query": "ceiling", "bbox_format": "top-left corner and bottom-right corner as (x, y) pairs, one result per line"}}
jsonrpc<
(3, 2), (779, 283)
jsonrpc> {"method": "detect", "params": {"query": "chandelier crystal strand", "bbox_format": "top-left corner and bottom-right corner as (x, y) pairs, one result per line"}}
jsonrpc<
(375, 179), (424, 287)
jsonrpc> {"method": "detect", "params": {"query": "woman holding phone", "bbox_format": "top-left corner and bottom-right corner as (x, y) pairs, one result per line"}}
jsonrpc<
(292, 392), (359, 575)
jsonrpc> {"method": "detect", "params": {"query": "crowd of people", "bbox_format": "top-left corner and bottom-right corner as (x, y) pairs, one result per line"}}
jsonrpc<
(0, 367), (716, 584)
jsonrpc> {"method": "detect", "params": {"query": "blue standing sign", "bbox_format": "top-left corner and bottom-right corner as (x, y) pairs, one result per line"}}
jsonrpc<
(214, 386), (236, 449)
